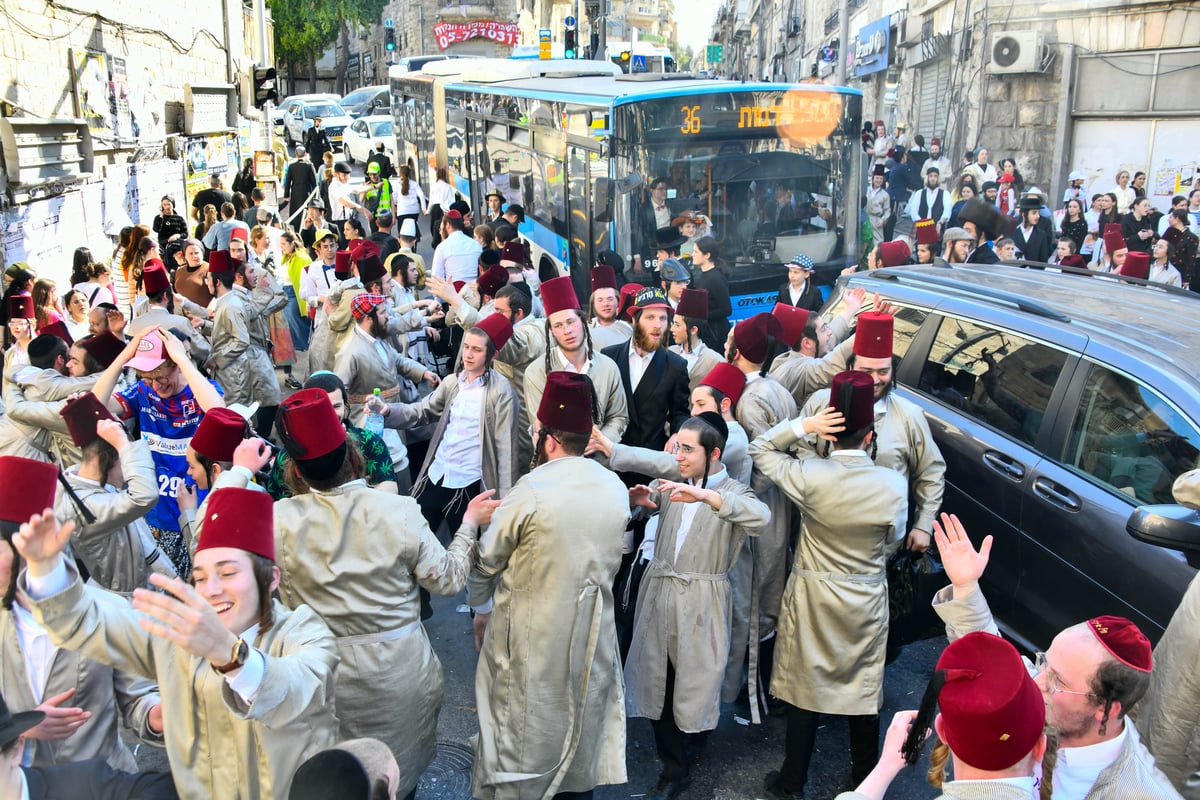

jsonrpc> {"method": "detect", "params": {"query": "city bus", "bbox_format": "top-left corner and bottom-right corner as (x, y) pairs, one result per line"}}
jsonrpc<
(390, 59), (863, 317)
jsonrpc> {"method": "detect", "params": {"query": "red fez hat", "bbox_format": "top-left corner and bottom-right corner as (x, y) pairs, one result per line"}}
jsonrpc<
(78, 333), (126, 370)
(207, 250), (234, 275)
(195, 487), (275, 562)
(190, 407), (248, 462)
(356, 254), (386, 287)
(1162, 227), (1183, 246)
(930, 137), (941, 147)
(60, 392), (118, 448)
(0, 456), (58, 524)
(499, 241), (527, 268)
(1087, 616), (1152, 672)
(1120, 251), (1149, 279)
(590, 265), (618, 293)
(1102, 225), (1127, 257)
(39, 320), (73, 346)
(700, 362), (747, 408)
(541, 276), (580, 317)
(618, 283), (641, 319)
(477, 263), (508, 299)
(854, 312), (893, 359)
(936, 632), (1045, 771)
(874, 119), (885, 127)
(348, 238), (379, 262)
(872, 163), (887, 177)
(537, 372), (594, 436)
(334, 250), (353, 279)
(141, 260), (172, 295)
(914, 218), (940, 247)
(829, 370), (875, 431)
(474, 312), (514, 351)
(878, 240), (912, 267)
(733, 312), (782, 364)
(1059, 254), (1088, 270)
(7, 295), (34, 320)
(445, 209), (463, 221)
(675, 288), (708, 320)
(228, 227), (249, 243)
(351, 293), (387, 321)
(278, 388), (346, 460)
(771, 303), (811, 349)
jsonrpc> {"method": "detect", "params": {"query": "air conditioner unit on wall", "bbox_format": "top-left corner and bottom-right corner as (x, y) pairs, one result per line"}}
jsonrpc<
(987, 31), (1045, 74)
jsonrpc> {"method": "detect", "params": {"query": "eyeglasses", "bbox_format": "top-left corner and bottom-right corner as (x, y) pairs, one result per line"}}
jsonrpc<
(1033, 652), (1098, 698)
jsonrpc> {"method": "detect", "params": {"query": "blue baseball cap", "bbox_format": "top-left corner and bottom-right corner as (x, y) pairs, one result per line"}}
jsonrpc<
(788, 254), (815, 271)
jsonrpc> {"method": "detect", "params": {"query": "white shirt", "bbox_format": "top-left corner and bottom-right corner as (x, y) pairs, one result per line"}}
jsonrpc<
(328, 178), (357, 221)
(673, 467), (726, 561)
(1034, 725), (1127, 800)
(427, 372), (485, 489)
(390, 179), (427, 215)
(429, 179), (455, 210)
(12, 601), (58, 711)
(1149, 262), (1183, 287)
(299, 259), (338, 306)
(787, 282), (807, 305)
(555, 346), (592, 375)
(431, 230), (483, 283)
(627, 345), (656, 392)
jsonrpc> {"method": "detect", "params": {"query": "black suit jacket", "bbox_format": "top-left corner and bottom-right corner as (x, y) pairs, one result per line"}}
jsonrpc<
(602, 340), (690, 452)
(1012, 225), (1051, 263)
(24, 762), (178, 800)
(774, 280), (823, 313)
(967, 244), (1000, 264)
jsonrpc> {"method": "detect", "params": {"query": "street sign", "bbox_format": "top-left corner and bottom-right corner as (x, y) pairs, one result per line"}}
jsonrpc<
(538, 28), (552, 42)
(384, 18), (393, 27)
(632, 54), (647, 73)
(539, 28), (552, 60)
(706, 44), (724, 63)
(564, 15), (576, 29)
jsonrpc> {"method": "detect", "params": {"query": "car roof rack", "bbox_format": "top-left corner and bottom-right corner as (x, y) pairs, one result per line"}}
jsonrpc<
(866, 268), (1074, 323)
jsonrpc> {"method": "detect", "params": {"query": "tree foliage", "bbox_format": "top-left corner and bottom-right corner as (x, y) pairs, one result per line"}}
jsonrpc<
(269, 0), (389, 90)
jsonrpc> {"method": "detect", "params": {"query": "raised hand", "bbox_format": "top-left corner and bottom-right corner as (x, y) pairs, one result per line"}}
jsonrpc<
(655, 479), (719, 508)
(95, 418), (130, 451)
(587, 425), (613, 459)
(232, 437), (272, 473)
(463, 489), (501, 529)
(132, 574), (239, 664)
(26, 688), (91, 741)
(628, 484), (658, 511)
(932, 512), (992, 591)
(802, 406), (846, 441)
(13, 511), (75, 576)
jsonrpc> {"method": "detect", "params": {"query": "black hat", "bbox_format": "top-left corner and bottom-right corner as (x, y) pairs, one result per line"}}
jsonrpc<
(0, 691), (45, 750)
(958, 198), (1008, 240)
(1018, 193), (1043, 211)
(333, 162), (351, 175)
(595, 249), (623, 269)
(654, 226), (687, 251)
(694, 410), (729, 448)
(449, 200), (471, 216)
(479, 249), (501, 267)
(288, 748), (370, 800)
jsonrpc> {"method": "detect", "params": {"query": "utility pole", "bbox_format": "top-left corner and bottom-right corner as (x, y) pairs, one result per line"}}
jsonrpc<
(836, 0), (849, 84)
(254, 0), (274, 155)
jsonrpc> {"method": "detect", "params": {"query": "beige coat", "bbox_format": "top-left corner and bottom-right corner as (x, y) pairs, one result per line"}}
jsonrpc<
(273, 481), (474, 799)
(23, 565), (340, 800)
(588, 320), (632, 351)
(384, 368), (520, 499)
(309, 277), (362, 374)
(798, 388), (946, 534)
(769, 336), (855, 409)
(2, 367), (98, 466)
(750, 419), (908, 715)
(523, 351), (629, 446)
(624, 473), (768, 732)
(210, 288), (281, 407)
(0, 607), (162, 771)
(468, 456), (630, 799)
(670, 341), (723, 391)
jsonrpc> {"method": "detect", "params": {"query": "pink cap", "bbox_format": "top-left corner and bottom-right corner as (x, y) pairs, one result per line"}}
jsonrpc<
(126, 331), (168, 372)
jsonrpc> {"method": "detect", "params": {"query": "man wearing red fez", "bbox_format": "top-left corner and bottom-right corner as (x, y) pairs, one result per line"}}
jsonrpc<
(305, 246), (364, 376)
(725, 311), (799, 707)
(587, 263), (633, 350)
(368, 313), (520, 574)
(333, 290), (439, 491)
(14, 487), (340, 798)
(92, 327), (225, 578)
(0, 331), (87, 463)
(835, 632), (1048, 800)
(470, 372), (630, 799)
(769, 290), (866, 408)
(795, 310), (946, 557)
(0, 455), (169, 776)
(750, 370), (909, 797)
(931, 514), (1179, 800)
(668, 287), (722, 390)
(273, 388), (498, 800)
(206, 247), (286, 438)
(55, 394), (178, 595)
(866, 163), (891, 247)
(523, 276), (629, 453)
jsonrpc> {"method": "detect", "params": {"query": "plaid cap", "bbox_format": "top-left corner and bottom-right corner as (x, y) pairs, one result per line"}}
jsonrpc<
(351, 293), (388, 320)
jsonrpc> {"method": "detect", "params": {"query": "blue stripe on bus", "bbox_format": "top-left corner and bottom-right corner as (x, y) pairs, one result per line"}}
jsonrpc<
(729, 285), (832, 323)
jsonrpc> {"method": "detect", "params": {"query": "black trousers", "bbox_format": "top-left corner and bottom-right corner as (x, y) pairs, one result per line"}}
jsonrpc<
(652, 661), (709, 782)
(778, 705), (879, 792)
(414, 477), (480, 544)
(553, 792), (593, 799)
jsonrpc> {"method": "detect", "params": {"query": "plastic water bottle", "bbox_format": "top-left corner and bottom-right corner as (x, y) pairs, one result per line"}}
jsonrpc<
(365, 388), (385, 436)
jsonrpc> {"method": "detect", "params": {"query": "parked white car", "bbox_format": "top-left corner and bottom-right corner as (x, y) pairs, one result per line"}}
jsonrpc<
(342, 115), (395, 164)
(281, 99), (354, 149)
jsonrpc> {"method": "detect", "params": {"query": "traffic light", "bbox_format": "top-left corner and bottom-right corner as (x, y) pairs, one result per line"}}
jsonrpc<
(564, 28), (577, 59)
(385, 27), (396, 52)
(620, 50), (631, 63)
(253, 66), (277, 108)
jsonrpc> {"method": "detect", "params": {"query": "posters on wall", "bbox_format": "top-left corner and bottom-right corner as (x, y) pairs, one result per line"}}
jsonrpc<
(1, 191), (102, 284)
(72, 49), (113, 136)
(70, 48), (165, 142)
(1070, 119), (1199, 213)
(183, 133), (241, 215)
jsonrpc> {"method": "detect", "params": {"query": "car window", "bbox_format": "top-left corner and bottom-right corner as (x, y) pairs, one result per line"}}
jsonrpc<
(917, 316), (1068, 447)
(1065, 365), (1200, 505)
(304, 104), (343, 118)
(351, 120), (364, 133)
(370, 120), (393, 137)
(823, 287), (929, 365)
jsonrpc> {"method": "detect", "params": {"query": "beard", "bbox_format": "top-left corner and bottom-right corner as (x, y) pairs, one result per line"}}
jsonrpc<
(368, 314), (389, 340)
(531, 429), (551, 471)
(634, 322), (664, 353)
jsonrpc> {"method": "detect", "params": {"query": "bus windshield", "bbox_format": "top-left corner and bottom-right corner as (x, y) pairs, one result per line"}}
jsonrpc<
(613, 88), (862, 277)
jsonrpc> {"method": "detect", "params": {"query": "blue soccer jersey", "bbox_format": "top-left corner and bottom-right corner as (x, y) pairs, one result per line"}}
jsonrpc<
(116, 380), (223, 532)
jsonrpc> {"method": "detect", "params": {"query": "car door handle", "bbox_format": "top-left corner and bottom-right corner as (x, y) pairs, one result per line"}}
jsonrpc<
(1033, 478), (1082, 512)
(983, 450), (1025, 480)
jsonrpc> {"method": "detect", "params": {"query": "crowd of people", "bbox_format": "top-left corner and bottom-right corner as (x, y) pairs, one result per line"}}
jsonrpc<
(857, 121), (1200, 289)
(0, 148), (1198, 800)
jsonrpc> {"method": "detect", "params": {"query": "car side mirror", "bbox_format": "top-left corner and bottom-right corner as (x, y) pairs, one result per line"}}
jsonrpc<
(1128, 505), (1200, 568)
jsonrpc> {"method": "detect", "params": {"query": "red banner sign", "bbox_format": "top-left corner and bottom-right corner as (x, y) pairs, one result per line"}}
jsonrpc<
(433, 21), (520, 50)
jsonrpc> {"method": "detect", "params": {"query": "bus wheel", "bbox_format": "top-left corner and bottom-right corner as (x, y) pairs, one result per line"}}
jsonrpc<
(539, 257), (559, 284)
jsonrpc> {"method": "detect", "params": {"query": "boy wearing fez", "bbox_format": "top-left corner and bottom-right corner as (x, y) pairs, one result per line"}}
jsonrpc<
(14, 483), (340, 799)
